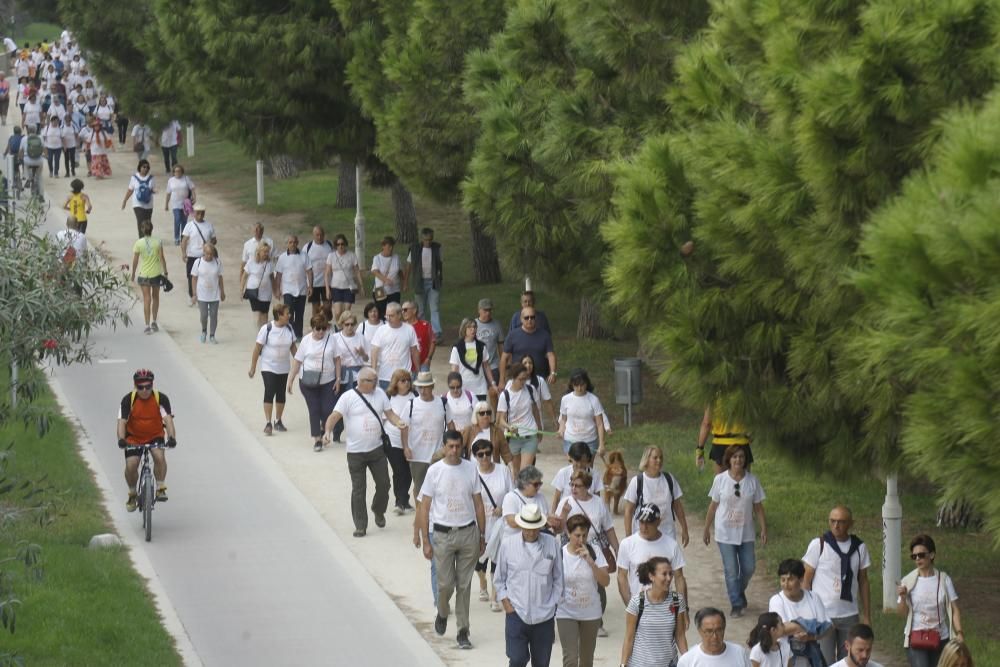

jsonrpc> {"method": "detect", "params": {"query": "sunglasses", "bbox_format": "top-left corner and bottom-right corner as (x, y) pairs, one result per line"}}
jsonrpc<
(529, 481), (543, 488)
(135, 384), (153, 391)
(733, 481), (741, 498)
(476, 451), (493, 459)
(401, 307), (412, 311)
(911, 551), (930, 560)
(478, 410), (492, 416)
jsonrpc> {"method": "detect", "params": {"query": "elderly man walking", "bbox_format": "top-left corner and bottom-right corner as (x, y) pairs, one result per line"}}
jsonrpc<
(802, 505), (872, 663)
(495, 503), (563, 667)
(499, 306), (557, 387)
(324, 367), (408, 538)
(418, 430), (486, 650)
(371, 302), (420, 390)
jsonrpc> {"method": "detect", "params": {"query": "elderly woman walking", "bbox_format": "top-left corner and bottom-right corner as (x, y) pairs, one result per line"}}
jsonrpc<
(190, 242), (225, 343)
(248, 303), (297, 435)
(241, 242), (275, 329)
(287, 314), (338, 452)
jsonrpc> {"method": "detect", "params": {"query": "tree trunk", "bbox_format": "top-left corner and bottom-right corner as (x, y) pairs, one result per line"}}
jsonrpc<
(576, 295), (610, 340)
(468, 212), (502, 284)
(336, 159), (357, 208)
(268, 154), (298, 180)
(936, 499), (982, 529)
(391, 180), (419, 244)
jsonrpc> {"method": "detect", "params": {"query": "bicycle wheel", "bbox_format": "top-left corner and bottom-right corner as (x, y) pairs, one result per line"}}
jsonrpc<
(141, 470), (154, 542)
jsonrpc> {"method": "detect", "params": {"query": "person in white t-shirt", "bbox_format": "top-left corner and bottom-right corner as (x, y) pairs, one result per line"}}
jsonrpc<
(164, 164), (195, 245)
(121, 159), (156, 237)
(180, 204), (216, 301)
(402, 372), (447, 506)
(802, 506), (871, 663)
(40, 115), (63, 177)
(241, 243), (276, 328)
(56, 214), (87, 261)
(449, 318), (495, 400)
(290, 315), (338, 451)
(304, 225), (334, 318)
(559, 514), (611, 667)
(274, 236), (309, 339)
(131, 121), (152, 160)
(370, 235), (401, 320)
(417, 431), (486, 650)
(550, 441), (603, 512)
(241, 222), (274, 273)
(370, 302), (419, 389)
(330, 310), (371, 442)
(769, 559), (832, 667)
(704, 446), (767, 619)
(624, 445), (690, 546)
(324, 233), (364, 323)
(616, 503), (688, 621)
(190, 242), (225, 343)
(471, 438), (511, 610)
(895, 534), (963, 664)
(323, 367), (408, 537)
(677, 607), (751, 667)
(746, 612), (793, 667)
(501, 465), (556, 540)
(827, 623), (882, 667)
(159, 119), (181, 173)
(557, 368), (606, 457)
(248, 304), (297, 436)
(442, 371), (476, 432)
(497, 361), (543, 474)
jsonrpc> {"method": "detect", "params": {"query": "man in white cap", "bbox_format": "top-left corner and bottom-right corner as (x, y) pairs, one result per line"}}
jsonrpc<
(495, 503), (564, 667)
(617, 503), (689, 618)
(417, 430), (485, 650)
(402, 371), (446, 508)
(180, 203), (216, 303)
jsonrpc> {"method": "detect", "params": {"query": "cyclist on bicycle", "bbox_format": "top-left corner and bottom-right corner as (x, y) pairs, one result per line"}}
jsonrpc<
(3, 126), (22, 183)
(117, 369), (177, 511)
(19, 126), (44, 196)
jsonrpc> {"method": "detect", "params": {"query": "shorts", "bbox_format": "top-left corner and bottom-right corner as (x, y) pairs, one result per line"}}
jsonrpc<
(562, 439), (599, 456)
(507, 435), (539, 456)
(475, 559), (497, 574)
(709, 443), (753, 467)
(329, 287), (355, 304)
(124, 441), (165, 459)
(137, 275), (160, 287)
(249, 297), (271, 313)
(307, 287), (328, 304)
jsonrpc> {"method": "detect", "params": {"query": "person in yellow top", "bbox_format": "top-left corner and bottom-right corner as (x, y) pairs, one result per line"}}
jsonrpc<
(63, 179), (92, 233)
(131, 220), (168, 335)
(697, 399), (753, 474)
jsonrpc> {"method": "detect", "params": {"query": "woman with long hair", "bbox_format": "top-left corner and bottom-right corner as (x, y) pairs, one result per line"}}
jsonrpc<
(383, 368), (415, 515)
(130, 219), (168, 335)
(558, 368), (606, 457)
(620, 556), (688, 667)
(241, 242), (275, 329)
(747, 612), (792, 667)
(450, 318), (495, 401)
(121, 158), (156, 237)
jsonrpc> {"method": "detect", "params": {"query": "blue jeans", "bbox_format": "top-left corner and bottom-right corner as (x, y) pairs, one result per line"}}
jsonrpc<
(505, 613), (554, 667)
(718, 541), (756, 609)
(416, 279), (441, 337)
(46, 147), (62, 175)
(907, 644), (945, 667)
(172, 208), (186, 243)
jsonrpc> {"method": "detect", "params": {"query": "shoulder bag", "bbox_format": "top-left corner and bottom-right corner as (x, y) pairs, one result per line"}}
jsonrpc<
(573, 497), (616, 573)
(300, 334), (329, 387)
(243, 261), (268, 301)
(909, 573), (942, 650)
(355, 388), (392, 454)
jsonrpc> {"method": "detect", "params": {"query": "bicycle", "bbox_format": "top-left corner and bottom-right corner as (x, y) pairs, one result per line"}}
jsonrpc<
(135, 443), (160, 542)
(23, 163), (42, 199)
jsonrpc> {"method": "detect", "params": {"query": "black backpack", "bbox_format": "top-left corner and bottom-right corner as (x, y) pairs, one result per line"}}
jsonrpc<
(636, 472), (676, 521)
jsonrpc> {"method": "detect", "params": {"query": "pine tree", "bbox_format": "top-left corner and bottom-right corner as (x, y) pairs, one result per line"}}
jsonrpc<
(605, 0), (1000, 477)
(463, 0), (708, 336)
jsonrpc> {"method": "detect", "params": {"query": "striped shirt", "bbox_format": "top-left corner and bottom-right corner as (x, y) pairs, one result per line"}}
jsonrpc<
(625, 591), (687, 667)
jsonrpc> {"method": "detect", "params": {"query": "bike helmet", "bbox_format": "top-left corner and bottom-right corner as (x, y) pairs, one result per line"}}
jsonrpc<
(133, 368), (155, 384)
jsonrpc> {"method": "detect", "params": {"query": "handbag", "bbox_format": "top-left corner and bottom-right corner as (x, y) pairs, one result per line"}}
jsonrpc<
(573, 498), (616, 573)
(158, 275), (174, 292)
(373, 285), (387, 302)
(354, 388), (393, 454)
(243, 261), (268, 301)
(300, 334), (329, 387)
(908, 573), (942, 650)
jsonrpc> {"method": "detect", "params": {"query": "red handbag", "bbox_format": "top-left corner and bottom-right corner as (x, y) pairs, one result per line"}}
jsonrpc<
(908, 573), (942, 650)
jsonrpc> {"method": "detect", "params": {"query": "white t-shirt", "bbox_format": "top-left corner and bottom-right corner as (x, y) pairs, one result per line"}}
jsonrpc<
(304, 239), (333, 287)
(498, 384), (537, 431)
(443, 390), (476, 431)
(131, 124), (152, 149)
(402, 396), (446, 463)
(23, 101), (41, 126)
(371, 323), (418, 382)
(192, 258), (222, 302)
(749, 643), (788, 667)
(407, 246), (435, 280)
(56, 229), (87, 258)
(333, 332), (370, 371)
(385, 393), (413, 449)
(333, 387), (390, 454)
(769, 589), (830, 659)
(128, 173), (155, 209)
(371, 253), (401, 293)
(160, 120), (180, 147)
(294, 333), (337, 385)
(41, 124), (63, 149)
(182, 220), (216, 258)
(242, 235), (275, 265)
(550, 464), (602, 500)
(243, 259), (274, 302)
(449, 342), (491, 396)
(255, 321), (296, 374)
(617, 531), (686, 597)
(420, 458), (481, 527)
(61, 124), (77, 149)
(501, 490), (549, 539)
(166, 175), (194, 210)
(802, 536), (871, 618)
(557, 544), (607, 621)
(326, 249), (359, 290)
(478, 464), (513, 538)
(906, 573), (958, 635)
(559, 392), (605, 443)
(677, 642), (751, 667)
(624, 472), (684, 539)
(556, 494), (612, 545)
(830, 660), (882, 667)
(275, 252), (308, 297)
(708, 471), (765, 545)
(360, 320), (381, 346)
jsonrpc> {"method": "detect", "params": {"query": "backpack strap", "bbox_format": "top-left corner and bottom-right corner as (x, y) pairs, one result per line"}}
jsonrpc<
(636, 590), (645, 627)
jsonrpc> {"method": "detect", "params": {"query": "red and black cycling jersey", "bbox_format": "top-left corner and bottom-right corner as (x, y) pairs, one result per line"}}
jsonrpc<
(118, 392), (173, 445)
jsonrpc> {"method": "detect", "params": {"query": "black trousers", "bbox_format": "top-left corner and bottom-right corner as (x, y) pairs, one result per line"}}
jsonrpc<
(283, 294), (306, 338)
(385, 446), (413, 510)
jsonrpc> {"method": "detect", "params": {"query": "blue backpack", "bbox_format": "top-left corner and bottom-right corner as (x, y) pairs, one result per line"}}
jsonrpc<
(136, 175), (152, 204)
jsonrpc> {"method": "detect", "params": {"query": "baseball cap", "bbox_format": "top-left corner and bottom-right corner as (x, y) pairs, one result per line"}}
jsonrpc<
(478, 298), (493, 310)
(636, 503), (661, 523)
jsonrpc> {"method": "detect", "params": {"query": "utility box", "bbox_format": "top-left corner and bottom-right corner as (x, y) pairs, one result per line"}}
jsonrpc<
(614, 358), (642, 427)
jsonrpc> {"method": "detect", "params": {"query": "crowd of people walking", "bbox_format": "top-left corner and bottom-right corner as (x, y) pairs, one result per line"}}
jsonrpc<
(17, 29), (980, 667)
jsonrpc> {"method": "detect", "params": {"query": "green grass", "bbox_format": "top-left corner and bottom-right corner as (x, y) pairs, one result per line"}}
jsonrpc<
(13, 23), (62, 45)
(0, 373), (181, 665)
(186, 134), (999, 664)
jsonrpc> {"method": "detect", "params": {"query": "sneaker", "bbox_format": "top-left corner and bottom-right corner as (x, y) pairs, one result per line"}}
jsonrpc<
(434, 615), (447, 636)
(490, 601), (502, 613)
(313, 441), (323, 452)
(353, 529), (366, 538)
(189, 299), (197, 308)
(264, 422), (273, 436)
(730, 606), (744, 618)
(597, 625), (609, 637)
(374, 512), (386, 528)
(144, 326), (152, 335)
(456, 630), (472, 650)
(478, 589), (489, 602)
(156, 487), (168, 502)
(199, 332), (207, 343)
(393, 505), (406, 516)
(150, 322), (159, 332)
(274, 420), (287, 432)
(209, 336), (218, 344)
(126, 492), (137, 512)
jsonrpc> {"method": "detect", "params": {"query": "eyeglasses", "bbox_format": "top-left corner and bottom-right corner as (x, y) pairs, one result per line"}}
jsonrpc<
(315, 326), (329, 331)
(911, 551), (930, 560)
(529, 481), (543, 488)
(733, 481), (741, 498)
(476, 451), (493, 459)
(522, 315), (536, 320)
(478, 410), (492, 416)
(448, 385), (461, 390)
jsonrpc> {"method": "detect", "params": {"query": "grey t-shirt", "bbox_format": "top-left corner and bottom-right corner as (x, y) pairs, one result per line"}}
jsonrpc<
(476, 318), (504, 369)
